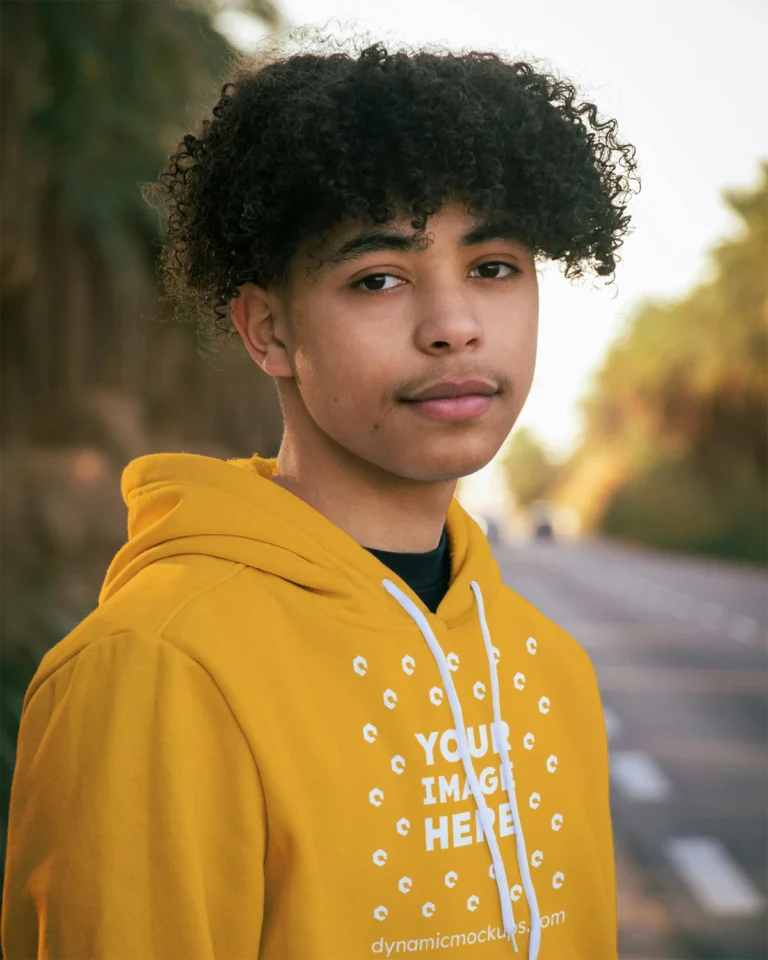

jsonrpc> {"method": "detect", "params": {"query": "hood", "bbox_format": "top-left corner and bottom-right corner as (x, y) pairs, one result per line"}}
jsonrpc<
(100, 452), (502, 632)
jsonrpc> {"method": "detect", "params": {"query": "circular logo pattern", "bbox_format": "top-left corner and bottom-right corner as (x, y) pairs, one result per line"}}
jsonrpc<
(401, 655), (416, 675)
(531, 850), (544, 868)
(363, 724), (378, 743)
(523, 732), (535, 751)
(398, 876), (412, 894)
(467, 895), (479, 912)
(391, 755), (406, 775)
(546, 754), (559, 773)
(373, 849), (387, 867)
(429, 686), (444, 707)
(513, 671), (526, 691)
(551, 813), (563, 832)
(422, 902), (435, 918)
(527, 636), (538, 655)
(445, 871), (458, 888)
(510, 884), (523, 902)
(473, 681), (486, 700)
(383, 689), (397, 710)
(369, 788), (384, 807)
(374, 905), (388, 921)
(353, 656), (368, 676)
(446, 652), (460, 672)
(538, 695), (551, 714)
(529, 791), (541, 810)
(553, 871), (565, 889)
(396, 818), (411, 836)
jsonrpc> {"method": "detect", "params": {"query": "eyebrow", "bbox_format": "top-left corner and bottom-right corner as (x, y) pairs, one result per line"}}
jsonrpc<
(324, 217), (526, 268)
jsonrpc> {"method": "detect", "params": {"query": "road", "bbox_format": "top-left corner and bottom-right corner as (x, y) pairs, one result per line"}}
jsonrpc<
(494, 534), (768, 960)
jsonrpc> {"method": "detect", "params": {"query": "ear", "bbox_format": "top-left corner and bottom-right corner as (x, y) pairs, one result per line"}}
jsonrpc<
(230, 283), (294, 379)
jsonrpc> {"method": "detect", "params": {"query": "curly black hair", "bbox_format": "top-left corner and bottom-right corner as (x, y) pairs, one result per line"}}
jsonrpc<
(150, 34), (639, 339)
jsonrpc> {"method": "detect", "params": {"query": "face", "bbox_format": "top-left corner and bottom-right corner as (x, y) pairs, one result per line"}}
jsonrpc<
(233, 202), (539, 484)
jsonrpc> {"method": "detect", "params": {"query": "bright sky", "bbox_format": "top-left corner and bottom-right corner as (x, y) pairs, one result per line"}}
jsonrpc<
(222, 0), (767, 465)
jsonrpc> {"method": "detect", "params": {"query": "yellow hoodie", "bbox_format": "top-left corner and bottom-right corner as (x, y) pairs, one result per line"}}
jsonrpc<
(2, 453), (617, 960)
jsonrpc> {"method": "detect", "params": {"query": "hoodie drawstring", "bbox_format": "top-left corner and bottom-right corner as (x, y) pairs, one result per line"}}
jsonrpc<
(470, 581), (542, 960)
(382, 577), (541, 960)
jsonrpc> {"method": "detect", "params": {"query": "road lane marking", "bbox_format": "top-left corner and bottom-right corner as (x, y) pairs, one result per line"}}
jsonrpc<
(664, 837), (766, 917)
(610, 751), (672, 802)
(603, 705), (622, 743)
(728, 614), (762, 643)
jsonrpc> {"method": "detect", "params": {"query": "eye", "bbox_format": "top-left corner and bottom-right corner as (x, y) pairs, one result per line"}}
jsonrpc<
(353, 273), (404, 292)
(470, 261), (519, 279)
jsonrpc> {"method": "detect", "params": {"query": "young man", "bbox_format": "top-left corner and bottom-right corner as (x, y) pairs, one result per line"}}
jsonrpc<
(2, 39), (637, 960)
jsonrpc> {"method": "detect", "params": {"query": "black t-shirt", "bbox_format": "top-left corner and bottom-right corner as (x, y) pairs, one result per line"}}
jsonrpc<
(364, 524), (451, 613)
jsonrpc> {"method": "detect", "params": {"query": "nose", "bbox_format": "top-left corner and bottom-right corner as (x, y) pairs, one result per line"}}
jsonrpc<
(412, 282), (483, 355)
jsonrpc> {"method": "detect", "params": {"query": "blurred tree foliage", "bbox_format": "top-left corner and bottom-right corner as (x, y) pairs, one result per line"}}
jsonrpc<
(500, 426), (562, 507)
(0, 0), (281, 890)
(555, 166), (768, 562)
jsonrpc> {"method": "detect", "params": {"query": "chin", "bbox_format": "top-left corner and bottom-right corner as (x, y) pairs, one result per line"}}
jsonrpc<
(387, 444), (499, 484)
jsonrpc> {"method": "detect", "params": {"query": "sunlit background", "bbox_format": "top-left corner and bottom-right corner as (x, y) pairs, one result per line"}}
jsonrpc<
(1, 2), (766, 957)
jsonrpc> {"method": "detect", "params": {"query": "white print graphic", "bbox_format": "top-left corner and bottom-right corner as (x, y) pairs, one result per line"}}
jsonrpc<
(491, 646), (501, 664)
(364, 724), (378, 743)
(547, 754), (559, 773)
(353, 656), (368, 676)
(424, 803), (515, 851)
(363, 645), (570, 949)
(420, 761), (514, 808)
(370, 915), (568, 954)
(415, 723), (512, 766)
(429, 687), (444, 706)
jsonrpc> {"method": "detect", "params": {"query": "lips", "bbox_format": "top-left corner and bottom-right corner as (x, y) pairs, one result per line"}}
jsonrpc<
(403, 379), (498, 402)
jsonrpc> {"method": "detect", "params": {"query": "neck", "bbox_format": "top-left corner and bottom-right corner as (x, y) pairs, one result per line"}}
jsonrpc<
(270, 431), (456, 553)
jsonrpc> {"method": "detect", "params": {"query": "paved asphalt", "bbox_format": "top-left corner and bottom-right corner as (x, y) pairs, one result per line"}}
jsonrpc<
(494, 535), (767, 960)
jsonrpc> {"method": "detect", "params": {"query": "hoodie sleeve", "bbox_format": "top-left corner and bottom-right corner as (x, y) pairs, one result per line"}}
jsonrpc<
(2, 631), (266, 960)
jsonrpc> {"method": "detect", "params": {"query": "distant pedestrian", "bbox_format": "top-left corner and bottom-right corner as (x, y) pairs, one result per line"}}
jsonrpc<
(2, 32), (637, 960)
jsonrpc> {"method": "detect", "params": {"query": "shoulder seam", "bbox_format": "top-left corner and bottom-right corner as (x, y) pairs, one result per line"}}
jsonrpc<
(24, 562), (249, 713)
(153, 561), (248, 635)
